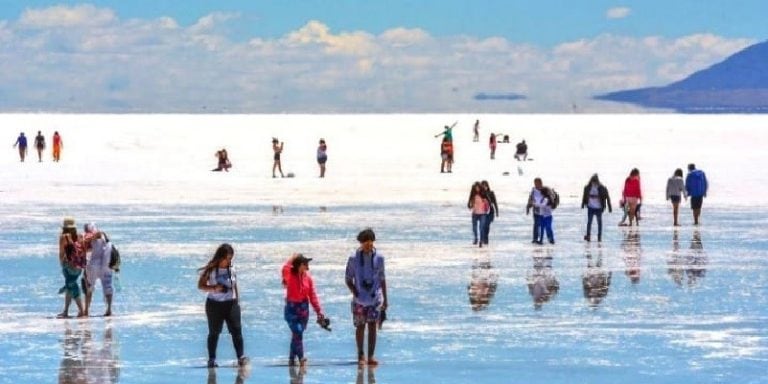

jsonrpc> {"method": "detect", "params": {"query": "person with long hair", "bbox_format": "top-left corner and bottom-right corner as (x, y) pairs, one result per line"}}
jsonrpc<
(480, 180), (499, 245)
(57, 218), (86, 318)
(197, 243), (248, 368)
(467, 182), (490, 247)
(666, 168), (686, 226)
(622, 168), (642, 226)
(281, 253), (326, 367)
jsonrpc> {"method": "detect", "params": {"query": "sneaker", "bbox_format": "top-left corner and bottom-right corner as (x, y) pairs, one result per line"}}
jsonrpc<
(237, 356), (249, 366)
(207, 359), (218, 368)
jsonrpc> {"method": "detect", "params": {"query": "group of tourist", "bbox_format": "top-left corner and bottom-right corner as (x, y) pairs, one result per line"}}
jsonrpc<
(13, 131), (63, 162)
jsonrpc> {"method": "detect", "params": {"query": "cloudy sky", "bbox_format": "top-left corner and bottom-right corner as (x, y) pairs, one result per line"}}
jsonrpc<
(0, 1), (764, 112)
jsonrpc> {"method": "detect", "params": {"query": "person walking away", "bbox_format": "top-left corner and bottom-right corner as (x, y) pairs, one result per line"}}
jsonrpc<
(515, 140), (528, 161)
(52, 131), (63, 162)
(489, 133), (497, 159)
(467, 182), (490, 247)
(317, 139), (328, 178)
(82, 223), (115, 317)
(473, 120), (480, 142)
(581, 174), (612, 242)
(685, 163), (708, 225)
(272, 138), (285, 178)
(197, 243), (248, 368)
(57, 218), (86, 318)
(622, 169), (642, 226)
(282, 254), (326, 367)
(526, 178), (544, 243)
(666, 168), (686, 226)
(481, 180), (499, 245)
(345, 229), (388, 366)
(13, 132), (27, 162)
(34, 131), (46, 162)
(534, 187), (555, 244)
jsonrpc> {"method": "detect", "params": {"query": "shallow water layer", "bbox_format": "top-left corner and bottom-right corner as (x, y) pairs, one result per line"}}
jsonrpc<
(0, 202), (766, 384)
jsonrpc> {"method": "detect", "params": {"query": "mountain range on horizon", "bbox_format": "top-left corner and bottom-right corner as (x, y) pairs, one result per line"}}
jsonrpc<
(595, 39), (768, 113)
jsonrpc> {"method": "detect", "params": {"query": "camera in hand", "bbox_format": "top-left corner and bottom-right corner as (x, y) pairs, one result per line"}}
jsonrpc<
(317, 317), (332, 331)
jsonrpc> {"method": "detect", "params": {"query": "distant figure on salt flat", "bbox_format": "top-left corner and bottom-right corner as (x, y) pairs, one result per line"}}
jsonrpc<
(317, 139), (327, 178)
(515, 139), (528, 161)
(34, 131), (46, 162)
(526, 177), (544, 243)
(621, 168), (642, 226)
(489, 133), (497, 159)
(52, 131), (63, 162)
(473, 119), (480, 142)
(666, 168), (686, 226)
(481, 180), (498, 246)
(685, 163), (708, 226)
(272, 138), (285, 178)
(212, 148), (231, 172)
(440, 137), (453, 173)
(13, 132), (27, 162)
(435, 121), (456, 142)
(581, 174), (612, 242)
(468, 181), (490, 247)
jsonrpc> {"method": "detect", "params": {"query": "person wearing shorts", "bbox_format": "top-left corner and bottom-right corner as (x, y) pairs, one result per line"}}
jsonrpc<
(82, 223), (115, 317)
(345, 228), (388, 366)
(316, 139), (327, 178)
(685, 163), (708, 225)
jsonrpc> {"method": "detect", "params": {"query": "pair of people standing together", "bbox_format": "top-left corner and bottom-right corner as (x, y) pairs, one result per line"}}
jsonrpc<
(198, 229), (388, 368)
(468, 181), (499, 248)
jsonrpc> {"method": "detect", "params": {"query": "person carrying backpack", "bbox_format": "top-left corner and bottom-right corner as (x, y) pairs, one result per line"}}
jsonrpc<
(534, 187), (556, 244)
(581, 174), (612, 242)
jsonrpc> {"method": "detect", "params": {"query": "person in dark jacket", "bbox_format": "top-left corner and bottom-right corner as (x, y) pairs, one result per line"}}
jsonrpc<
(581, 174), (612, 242)
(685, 163), (708, 225)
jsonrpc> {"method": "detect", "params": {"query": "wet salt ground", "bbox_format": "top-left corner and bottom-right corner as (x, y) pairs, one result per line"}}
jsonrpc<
(0, 202), (766, 384)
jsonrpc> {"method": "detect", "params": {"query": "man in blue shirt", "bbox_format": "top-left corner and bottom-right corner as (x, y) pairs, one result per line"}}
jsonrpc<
(13, 132), (27, 162)
(685, 163), (708, 225)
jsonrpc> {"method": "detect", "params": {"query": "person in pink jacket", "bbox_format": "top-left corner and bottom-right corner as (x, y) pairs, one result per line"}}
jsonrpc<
(622, 168), (642, 226)
(282, 254), (327, 367)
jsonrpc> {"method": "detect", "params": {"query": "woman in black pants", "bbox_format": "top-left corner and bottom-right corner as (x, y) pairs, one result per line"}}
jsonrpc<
(198, 243), (248, 368)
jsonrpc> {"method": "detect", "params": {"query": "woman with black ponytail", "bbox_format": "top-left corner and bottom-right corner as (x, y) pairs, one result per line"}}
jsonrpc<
(197, 243), (248, 368)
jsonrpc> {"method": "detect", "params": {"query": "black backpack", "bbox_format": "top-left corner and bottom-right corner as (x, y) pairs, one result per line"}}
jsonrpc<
(103, 233), (121, 272)
(547, 188), (560, 210)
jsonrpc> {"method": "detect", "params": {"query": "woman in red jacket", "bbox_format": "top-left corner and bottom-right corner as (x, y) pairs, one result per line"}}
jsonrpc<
(622, 168), (642, 226)
(282, 253), (326, 367)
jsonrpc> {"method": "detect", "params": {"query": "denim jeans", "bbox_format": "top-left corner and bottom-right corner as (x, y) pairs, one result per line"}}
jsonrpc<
(538, 215), (554, 243)
(532, 214), (542, 242)
(472, 214), (487, 243)
(586, 208), (603, 239)
(482, 213), (494, 244)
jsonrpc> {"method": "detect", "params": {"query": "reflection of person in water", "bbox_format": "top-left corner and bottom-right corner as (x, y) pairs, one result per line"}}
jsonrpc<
(622, 229), (642, 284)
(583, 245), (611, 307)
(355, 366), (377, 384)
(685, 230), (707, 287)
(59, 321), (120, 384)
(288, 365), (306, 384)
(207, 365), (249, 384)
(467, 258), (498, 311)
(667, 230), (685, 287)
(526, 249), (559, 310)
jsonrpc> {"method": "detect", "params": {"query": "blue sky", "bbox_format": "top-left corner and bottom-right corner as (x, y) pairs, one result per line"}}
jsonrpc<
(0, 1), (764, 112)
(2, 0), (765, 45)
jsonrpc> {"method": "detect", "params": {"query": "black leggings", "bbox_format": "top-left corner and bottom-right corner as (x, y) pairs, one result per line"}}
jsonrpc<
(206, 299), (244, 360)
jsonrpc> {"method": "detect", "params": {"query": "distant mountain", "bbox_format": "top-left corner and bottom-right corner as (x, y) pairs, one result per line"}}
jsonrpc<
(474, 92), (526, 101)
(595, 40), (768, 112)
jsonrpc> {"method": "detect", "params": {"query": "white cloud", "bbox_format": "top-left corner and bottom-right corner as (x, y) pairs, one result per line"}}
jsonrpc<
(0, 6), (757, 112)
(606, 7), (631, 20)
(19, 4), (116, 28)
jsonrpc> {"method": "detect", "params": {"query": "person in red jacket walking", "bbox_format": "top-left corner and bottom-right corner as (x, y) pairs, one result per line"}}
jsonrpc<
(282, 253), (326, 367)
(622, 168), (642, 226)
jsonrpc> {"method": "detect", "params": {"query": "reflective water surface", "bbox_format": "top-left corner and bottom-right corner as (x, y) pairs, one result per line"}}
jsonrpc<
(0, 202), (766, 383)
